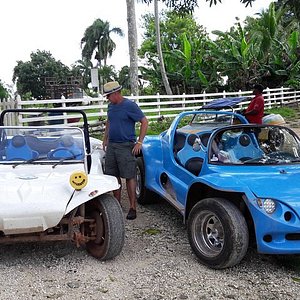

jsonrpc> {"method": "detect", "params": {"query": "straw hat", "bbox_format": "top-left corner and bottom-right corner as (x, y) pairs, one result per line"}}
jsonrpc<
(103, 81), (122, 96)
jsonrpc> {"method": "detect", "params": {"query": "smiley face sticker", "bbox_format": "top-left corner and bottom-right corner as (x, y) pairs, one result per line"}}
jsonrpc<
(70, 171), (88, 190)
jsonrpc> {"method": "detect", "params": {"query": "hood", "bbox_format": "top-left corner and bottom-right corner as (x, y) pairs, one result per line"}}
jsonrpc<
(0, 164), (80, 234)
(209, 165), (300, 205)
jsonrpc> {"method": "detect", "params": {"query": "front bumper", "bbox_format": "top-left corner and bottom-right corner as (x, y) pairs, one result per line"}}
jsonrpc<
(251, 199), (300, 254)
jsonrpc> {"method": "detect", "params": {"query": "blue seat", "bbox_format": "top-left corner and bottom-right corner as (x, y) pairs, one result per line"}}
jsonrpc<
(47, 135), (83, 159)
(227, 133), (263, 162)
(6, 135), (39, 161)
(177, 134), (203, 175)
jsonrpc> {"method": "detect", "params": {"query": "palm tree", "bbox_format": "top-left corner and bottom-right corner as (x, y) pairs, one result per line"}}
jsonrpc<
(154, 0), (173, 95)
(81, 19), (124, 66)
(126, 0), (139, 95)
(72, 59), (93, 90)
(81, 19), (124, 93)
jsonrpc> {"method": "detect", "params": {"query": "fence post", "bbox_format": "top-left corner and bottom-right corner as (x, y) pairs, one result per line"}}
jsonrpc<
(182, 93), (186, 109)
(202, 90), (206, 106)
(99, 96), (104, 114)
(134, 93), (139, 105)
(61, 96), (67, 125)
(157, 93), (161, 117)
(280, 86), (284, 106)
(223, 90), (226, 98)
(16, 94), (22, 126)
(266, 87), (272, 109)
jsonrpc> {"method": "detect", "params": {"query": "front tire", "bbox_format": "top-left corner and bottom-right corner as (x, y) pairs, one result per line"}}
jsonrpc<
(136, 157), (159, 205)
(85, 194), (125, 260)
(187, 197), (249, 269)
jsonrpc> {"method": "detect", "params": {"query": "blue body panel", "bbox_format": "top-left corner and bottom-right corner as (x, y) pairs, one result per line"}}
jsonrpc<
(141, 110), (300, 255)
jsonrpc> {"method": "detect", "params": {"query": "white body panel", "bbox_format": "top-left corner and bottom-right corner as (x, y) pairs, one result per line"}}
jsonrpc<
(0, 164), (118, 234)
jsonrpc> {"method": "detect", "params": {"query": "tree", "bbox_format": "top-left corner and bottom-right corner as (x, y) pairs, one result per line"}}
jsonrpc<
(13, 50), (72, 99)
(81, 19), (124, 94)
(126, 0), (139, 96)
(72, 59), (93, 90)
(135, 0), (257, 95)
(139, 10), (212, 93)
(81, 19), (124, 67)
(275, 0), (300, 21)
(154, 0), (173, 95)
(139, 0), (256, 14)
(0, 80), (9, 100)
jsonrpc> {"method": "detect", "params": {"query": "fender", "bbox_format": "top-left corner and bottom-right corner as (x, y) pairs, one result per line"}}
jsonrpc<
(65, 174), (119, 213)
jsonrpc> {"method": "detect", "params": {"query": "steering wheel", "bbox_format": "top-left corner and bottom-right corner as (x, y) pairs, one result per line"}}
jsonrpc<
(48, 147), (76, 159)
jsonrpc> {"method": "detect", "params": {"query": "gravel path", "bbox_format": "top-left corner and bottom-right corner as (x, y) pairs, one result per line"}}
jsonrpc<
(1, 186), (300, 300)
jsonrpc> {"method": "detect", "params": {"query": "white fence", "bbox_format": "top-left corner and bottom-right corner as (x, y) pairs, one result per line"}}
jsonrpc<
(1, 87), (300, 127)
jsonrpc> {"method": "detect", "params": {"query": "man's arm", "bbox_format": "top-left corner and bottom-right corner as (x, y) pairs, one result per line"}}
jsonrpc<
(133, 116), (148, 155)
(244, 109), (258, 116)
(102, 120), (109, 151)
(137, 117), (148, 143)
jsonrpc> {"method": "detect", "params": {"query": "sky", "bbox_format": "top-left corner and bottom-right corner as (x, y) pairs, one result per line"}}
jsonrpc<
(0, 0), (273, 87)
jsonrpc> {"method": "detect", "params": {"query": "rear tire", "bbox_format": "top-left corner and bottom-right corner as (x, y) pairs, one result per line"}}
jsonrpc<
(187, 197), (249, 269)
(85, 194), (125, 260)
(136, 157), (159, 205)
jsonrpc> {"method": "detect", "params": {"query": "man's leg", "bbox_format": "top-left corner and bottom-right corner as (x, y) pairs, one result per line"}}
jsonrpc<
(126, 177), (137, 220)
(126, 177), (136, 210)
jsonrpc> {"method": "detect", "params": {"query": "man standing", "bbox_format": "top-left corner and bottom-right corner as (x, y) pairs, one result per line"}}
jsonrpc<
(102, 81), (148, 220)
(243, 84), (265, 124)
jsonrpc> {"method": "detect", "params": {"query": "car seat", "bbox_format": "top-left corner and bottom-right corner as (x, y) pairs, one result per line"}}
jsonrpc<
(6, 135), (39, 160)
(47, 135), (83, 159)
(227, 133), (263, 162)
(173, 131), (186, 155)
(176, 134), (203, 175)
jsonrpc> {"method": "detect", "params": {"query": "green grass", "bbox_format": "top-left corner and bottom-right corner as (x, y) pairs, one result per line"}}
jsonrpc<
(265, 107), (297, 119)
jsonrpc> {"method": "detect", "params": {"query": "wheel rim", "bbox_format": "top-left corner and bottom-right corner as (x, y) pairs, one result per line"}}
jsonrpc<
(85, 210), (107, 258)
(136, 165), (141, 197)
(93, 211), (105, 245)
(192, 210), (224, 257)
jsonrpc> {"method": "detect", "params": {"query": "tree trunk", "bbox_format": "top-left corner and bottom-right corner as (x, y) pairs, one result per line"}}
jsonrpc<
(126, 0), (139, 96)
(97, 46), (104, 95)
(154, 0), (173, 95)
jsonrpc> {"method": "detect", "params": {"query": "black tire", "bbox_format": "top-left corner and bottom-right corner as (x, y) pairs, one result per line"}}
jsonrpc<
(187, 197), (249, 269)
(136, 157), (159, 205)
(85, 194), (125, 260)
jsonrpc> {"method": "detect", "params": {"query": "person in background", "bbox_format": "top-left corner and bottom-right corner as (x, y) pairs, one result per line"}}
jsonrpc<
(102, 81), (148, 220)
(243, 84), (265, 124)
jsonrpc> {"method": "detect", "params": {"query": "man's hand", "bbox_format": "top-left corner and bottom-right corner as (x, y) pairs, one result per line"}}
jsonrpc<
(132, 142), (142, 156)
(102, 140), (108, 152)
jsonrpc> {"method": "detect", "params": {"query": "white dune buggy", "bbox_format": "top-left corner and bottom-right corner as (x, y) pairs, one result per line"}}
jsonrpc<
(0, 108), (125, 260)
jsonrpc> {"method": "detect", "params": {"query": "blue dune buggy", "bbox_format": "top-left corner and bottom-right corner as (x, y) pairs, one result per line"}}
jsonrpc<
(136, 99), (300, 269)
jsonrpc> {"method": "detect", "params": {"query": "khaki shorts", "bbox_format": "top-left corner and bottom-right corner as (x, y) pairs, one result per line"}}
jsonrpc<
(104, 142), (136, 179)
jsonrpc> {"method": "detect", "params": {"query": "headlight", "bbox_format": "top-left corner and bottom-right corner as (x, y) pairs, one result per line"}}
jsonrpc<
(264, 199), (276, 214)
(258, 198), (276, 214)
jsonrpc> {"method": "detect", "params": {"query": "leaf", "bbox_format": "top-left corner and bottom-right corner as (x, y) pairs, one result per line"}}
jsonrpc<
(143, 228), (161, 235)
(288, 31), (299, 53)
(197, 70), (208, 86)
(182, 33), (192, 62)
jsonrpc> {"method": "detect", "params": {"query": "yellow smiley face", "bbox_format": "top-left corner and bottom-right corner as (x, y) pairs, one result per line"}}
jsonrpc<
(70, 171), (88, 190)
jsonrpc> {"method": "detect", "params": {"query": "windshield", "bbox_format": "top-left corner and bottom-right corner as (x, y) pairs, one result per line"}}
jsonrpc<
(209, 126), (300, 165)
(0, 127), (85, 164)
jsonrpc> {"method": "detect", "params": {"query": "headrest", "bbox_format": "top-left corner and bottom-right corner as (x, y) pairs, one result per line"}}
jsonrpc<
(239, 134), (250, 147)
(187, 134), (198, 146)
(60, 135), (74, 147)
(11, 135), (26, 147)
